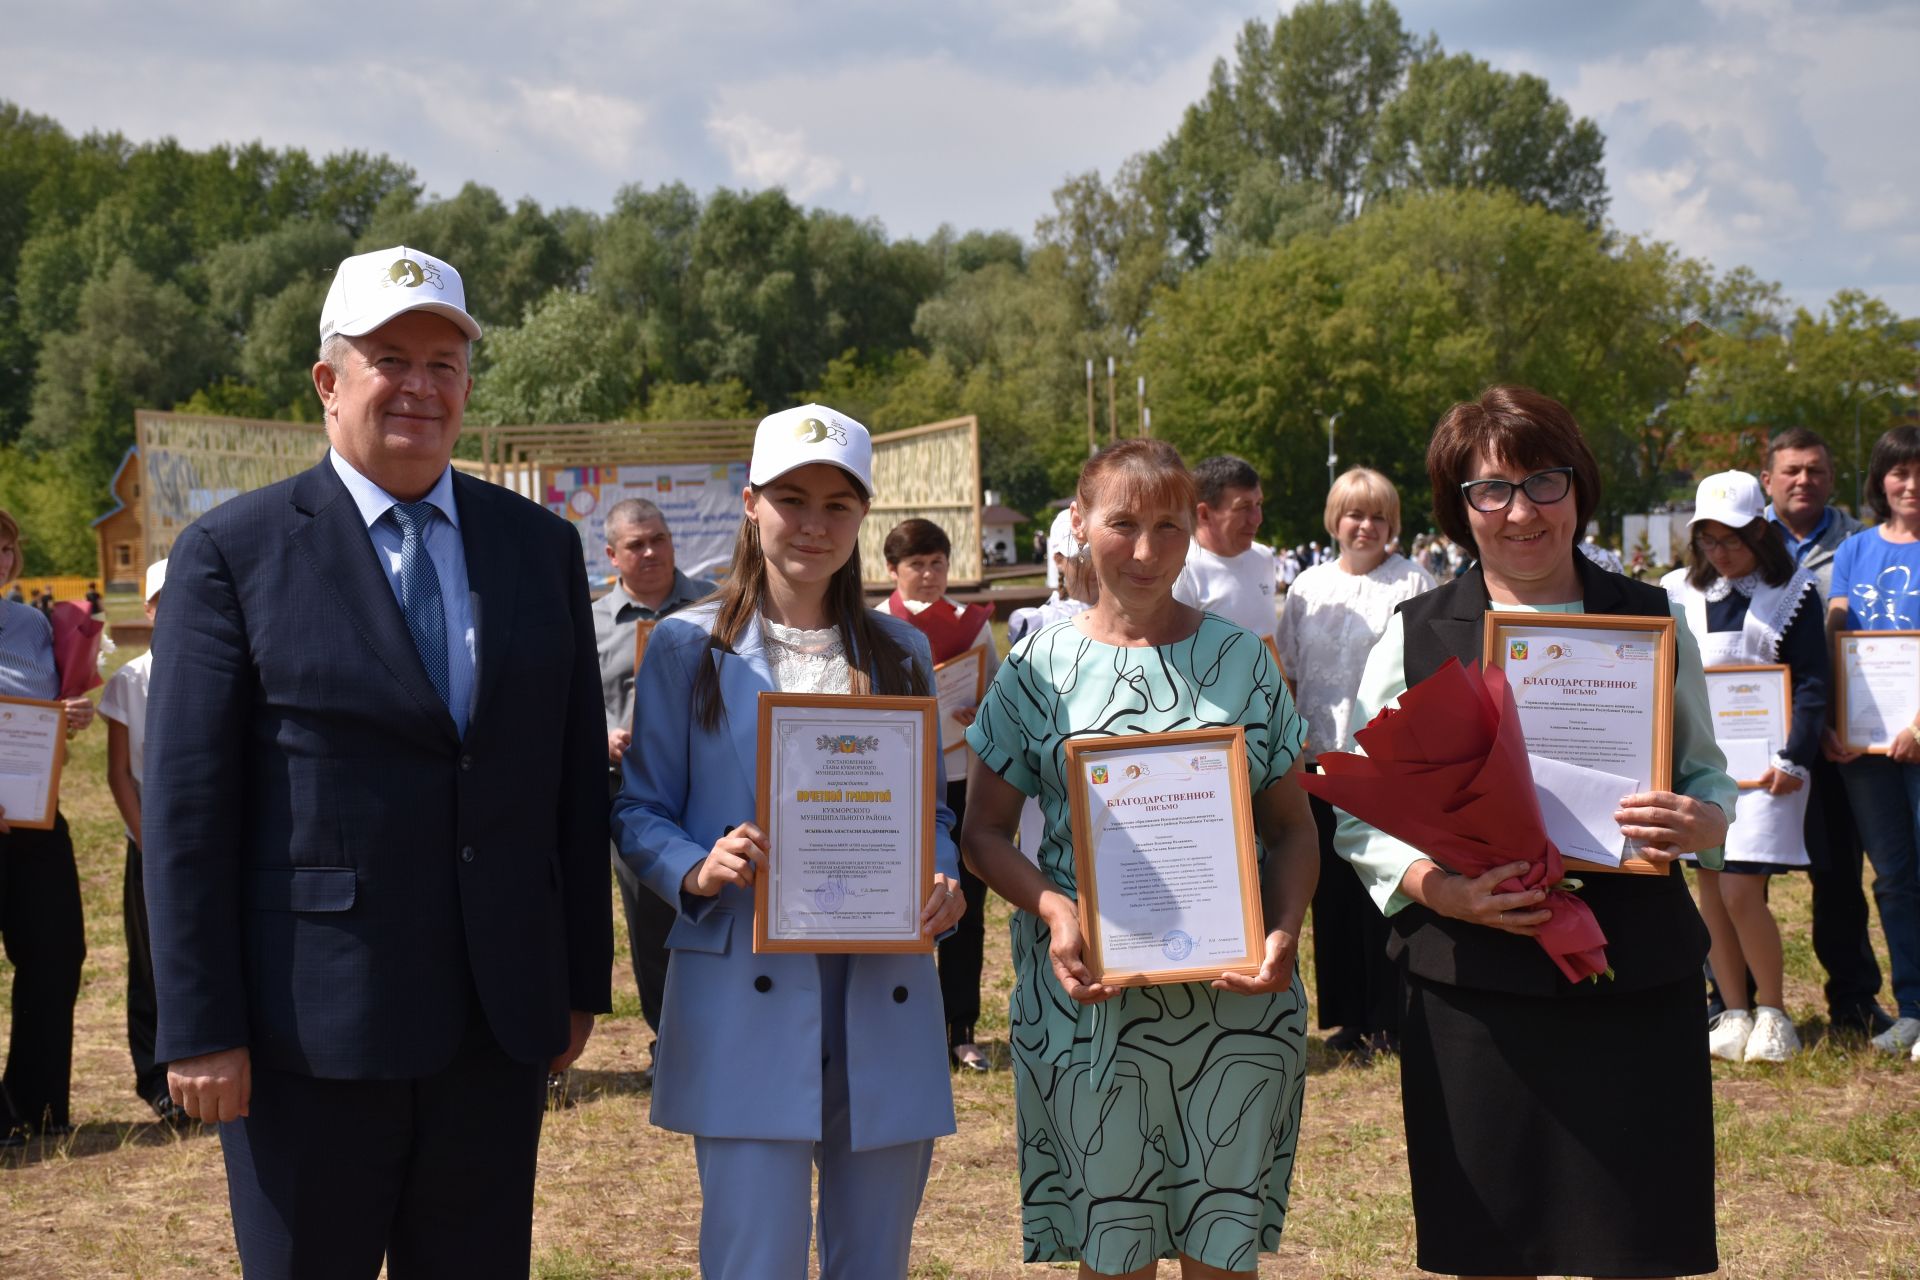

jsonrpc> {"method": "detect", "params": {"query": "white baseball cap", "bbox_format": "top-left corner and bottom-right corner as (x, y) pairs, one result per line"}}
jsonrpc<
(749, 404), (873, 495)
(144, 557), (168, 603)
(1689, 471), (1766, 529)
(1044, 506), (1078, 590)
(319, 246), (482, 343)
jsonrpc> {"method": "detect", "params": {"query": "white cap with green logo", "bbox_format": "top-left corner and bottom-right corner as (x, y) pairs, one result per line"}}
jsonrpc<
(749, 403), (873, 496)
(318, 246), (483, 343)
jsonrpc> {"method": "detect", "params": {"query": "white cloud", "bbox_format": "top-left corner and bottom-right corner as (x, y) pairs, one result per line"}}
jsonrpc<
(706, 112), (847, 202)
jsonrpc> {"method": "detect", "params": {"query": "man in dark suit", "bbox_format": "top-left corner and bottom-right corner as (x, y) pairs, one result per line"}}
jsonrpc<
(144, 245), (611, 1278)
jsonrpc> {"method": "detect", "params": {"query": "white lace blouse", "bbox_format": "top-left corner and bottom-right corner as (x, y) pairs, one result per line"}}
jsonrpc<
(1275, 553), (1436, 760)
(762, 617), (851, 695)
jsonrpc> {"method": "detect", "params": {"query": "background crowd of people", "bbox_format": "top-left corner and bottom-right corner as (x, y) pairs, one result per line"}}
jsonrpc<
(0, 240), (1915, 1280)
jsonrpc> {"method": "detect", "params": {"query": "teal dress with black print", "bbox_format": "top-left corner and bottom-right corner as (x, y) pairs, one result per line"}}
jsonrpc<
(965, 612), (1309, 1273)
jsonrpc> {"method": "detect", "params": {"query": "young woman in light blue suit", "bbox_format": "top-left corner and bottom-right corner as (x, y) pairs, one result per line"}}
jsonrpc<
(614, 403), (967, 1279)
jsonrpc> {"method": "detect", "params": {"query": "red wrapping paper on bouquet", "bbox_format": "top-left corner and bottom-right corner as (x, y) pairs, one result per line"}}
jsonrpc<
(1299, 657), (1610, 983)
(50, 601), (104, 698)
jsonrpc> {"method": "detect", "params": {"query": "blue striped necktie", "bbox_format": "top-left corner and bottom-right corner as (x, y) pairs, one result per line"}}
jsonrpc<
(385, 501), (451, 709)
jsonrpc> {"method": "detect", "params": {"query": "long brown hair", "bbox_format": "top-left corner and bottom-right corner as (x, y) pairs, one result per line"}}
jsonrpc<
(1685, 518), (1794, 591)
(690, 488), (925, 731)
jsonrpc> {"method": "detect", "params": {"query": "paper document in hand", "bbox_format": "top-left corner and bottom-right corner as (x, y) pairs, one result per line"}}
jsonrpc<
(1527, 753), (1632, 868)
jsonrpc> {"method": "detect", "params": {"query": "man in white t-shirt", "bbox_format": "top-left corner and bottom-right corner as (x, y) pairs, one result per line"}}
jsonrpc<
(1173, 455), (1278, 639)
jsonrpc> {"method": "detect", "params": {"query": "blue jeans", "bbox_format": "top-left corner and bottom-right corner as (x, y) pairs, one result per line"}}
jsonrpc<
(1840, 756), (1920, 1019)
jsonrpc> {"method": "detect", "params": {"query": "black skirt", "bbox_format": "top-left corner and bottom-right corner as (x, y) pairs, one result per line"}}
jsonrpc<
(1307, 791), (1400, 1033)
(1399, 972), (1718, 1278)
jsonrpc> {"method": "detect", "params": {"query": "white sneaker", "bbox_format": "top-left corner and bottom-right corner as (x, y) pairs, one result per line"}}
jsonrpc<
(1870, 1016), (1920, 1056)
(1743, 1007), (1801, 1063)
(1708, 1008), (1753, 1062)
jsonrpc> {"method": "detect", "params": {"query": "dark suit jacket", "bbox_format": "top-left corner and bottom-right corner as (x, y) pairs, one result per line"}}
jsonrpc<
(145, 457), (612, 1078)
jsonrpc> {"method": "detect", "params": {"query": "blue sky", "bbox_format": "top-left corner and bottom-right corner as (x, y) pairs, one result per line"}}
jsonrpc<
(4, 0), (1916, 314)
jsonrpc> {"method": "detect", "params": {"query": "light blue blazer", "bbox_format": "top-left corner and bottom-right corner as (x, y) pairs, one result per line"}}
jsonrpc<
(613, 603), (960, 1150)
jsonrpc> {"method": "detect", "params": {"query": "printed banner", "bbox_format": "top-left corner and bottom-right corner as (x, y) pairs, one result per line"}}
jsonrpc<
(545, 461), (750, 580)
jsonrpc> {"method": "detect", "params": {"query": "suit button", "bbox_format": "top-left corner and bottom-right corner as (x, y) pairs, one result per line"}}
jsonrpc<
(753, 975), (772, 993)
(460, 846), (475, 863)
(459, 755), (473, 771)
(892, 986), (909, 1004)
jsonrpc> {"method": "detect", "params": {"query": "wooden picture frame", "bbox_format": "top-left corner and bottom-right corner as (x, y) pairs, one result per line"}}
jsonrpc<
(0, 695), (65, 831)
(753, 691), (939, 954)
(932, 646), (988, 761)
(1064, 726), (1264, 987)
(1702, 664), (1792, 788)
(1834, 630), (1920, 755)
(1482, 611), (1677, 876)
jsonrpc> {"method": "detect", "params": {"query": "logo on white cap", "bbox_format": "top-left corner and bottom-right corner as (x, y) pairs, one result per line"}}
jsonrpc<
(319, 245), (482, 344)
(1688, 470), (1765, 530)
(750, 403), (873, 495)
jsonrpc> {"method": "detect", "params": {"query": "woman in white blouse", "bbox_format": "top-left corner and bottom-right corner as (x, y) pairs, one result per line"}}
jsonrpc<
(1276, 467), (1434, 1056)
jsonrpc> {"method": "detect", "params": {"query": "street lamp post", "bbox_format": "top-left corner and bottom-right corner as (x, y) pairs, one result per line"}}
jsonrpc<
(1326, 412), (1340, 489)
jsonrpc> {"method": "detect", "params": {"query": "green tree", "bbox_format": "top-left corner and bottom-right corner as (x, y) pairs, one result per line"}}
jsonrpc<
(1366, 50), (1608, 225)
(468, 289), (643, 425)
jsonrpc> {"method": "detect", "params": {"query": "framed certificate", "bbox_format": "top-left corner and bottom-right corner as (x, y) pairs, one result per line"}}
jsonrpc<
(933, 647), (987, 766)
(0, 696), (65, 831)
(632, 619), (657, 672)
(1064, 727), (1265, 987)
(753, 692), (938, 953)
(1703, 664), (1791, 787)
(1835, 631), (1920, 754)
(1483, 612), (1677, 876)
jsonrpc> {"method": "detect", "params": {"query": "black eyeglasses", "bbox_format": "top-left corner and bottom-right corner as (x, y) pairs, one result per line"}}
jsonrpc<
(1459, 467), (1574, 514)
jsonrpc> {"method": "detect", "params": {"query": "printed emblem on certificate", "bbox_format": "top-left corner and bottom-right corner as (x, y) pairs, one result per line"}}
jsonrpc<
(1483, 612), (1676, 876)
(1703, 664), (1791, 787)
(0, 696), (65, 831)
(1835, 631), (1920, 754)
(754, 692), (938, 953)
(1064, 727), (1264, 987)
(932, 647), (987, 767)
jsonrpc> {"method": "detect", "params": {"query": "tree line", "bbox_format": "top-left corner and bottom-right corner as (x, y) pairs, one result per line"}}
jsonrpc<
(1, 0), (1912, 573)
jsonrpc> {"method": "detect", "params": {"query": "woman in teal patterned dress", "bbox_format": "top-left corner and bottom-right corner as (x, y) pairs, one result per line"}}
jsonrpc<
(962, 439), (1319, 1279)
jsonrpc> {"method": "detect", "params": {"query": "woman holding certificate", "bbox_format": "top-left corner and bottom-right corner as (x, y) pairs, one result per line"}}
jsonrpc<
(613, 404), (967, 1279)
(1662, 471), (1826, 1063)
(1334, 386), (1735, 1279)
(962, 439), (1319, 1279)
(1825, 425), (1920, 1059)
(0, 509), (97, 1145)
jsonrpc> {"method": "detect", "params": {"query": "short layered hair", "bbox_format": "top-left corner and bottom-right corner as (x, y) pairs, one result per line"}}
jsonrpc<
(1190, 455), (1261, 509)
(1427, 385), (1601, 557)
(1078, 439), (1197, 526)
(1764, 425), (1833, 471)
(1866, 425), (1920, 523)
(1323, 466), (1402, 541)
(883, 518), (951, 565)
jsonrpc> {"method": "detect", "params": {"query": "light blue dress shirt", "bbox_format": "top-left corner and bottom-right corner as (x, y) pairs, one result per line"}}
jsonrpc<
(0, 597), (59, 701)
(328, 450), (477, 736)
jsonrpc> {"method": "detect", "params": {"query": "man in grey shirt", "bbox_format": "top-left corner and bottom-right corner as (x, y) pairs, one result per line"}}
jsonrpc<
(593, 498), (715, 1080)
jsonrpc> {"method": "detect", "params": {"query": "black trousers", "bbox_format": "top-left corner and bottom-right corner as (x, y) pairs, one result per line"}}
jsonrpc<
(221, 1007), (547, 1279)
(1307, 791), (1400, 1034)
(0, 814), (84, 1133)
(937, 781), (987, 1046)
(1805, 756), (1885, 1018)
(124, 838), (166, 1103)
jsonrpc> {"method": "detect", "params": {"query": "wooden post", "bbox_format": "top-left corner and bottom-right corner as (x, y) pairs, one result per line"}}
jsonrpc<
(1106, 357), (1117, 443)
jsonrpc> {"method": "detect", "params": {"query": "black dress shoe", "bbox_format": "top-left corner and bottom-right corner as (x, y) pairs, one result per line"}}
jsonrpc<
(1830, 1004), (1896, 1038)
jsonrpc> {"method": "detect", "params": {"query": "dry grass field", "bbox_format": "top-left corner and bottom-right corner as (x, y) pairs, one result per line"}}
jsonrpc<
(2, 630), (1916, 1278)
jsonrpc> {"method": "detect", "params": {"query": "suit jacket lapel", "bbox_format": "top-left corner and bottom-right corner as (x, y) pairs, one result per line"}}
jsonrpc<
(453, 474), (520, 737)
(714, 614), (773, 784)
(287, 460), (459, 741)
(1433, 563), (1490, 665)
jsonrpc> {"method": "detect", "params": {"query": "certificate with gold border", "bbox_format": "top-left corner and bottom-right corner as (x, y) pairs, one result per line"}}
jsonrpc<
(1482, 612), (1676, 876)
(1703, 664), (1791, 787)
(753, 692), (938, 953)
(1064, 726), (1264, 987)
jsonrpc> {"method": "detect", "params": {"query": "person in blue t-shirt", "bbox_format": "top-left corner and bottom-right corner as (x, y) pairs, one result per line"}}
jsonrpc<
(1825, 425), (1920, 1060)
